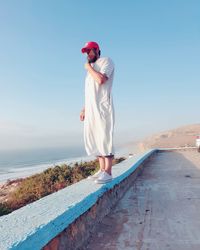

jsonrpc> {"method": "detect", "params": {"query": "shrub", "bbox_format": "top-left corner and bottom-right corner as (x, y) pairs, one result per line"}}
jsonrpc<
(1, 157), (126, 216)
(0, 203), (12, 216)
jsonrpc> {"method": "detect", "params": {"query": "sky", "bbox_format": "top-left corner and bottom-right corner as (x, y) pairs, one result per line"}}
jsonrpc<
(0, 0), (199, 151)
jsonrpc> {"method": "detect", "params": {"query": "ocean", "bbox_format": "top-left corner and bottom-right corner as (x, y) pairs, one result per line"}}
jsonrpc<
(0, 146), (92, 184)
(0, 145), (132, 184)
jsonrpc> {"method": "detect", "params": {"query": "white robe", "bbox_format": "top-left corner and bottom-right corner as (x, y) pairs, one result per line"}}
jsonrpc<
(84, 57), (115, 157)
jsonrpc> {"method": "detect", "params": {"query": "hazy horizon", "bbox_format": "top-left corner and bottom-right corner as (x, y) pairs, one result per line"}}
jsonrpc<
(0, 1), (199, 151)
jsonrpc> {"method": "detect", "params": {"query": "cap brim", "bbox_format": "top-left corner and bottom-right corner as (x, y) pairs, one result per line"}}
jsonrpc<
(81, 47), (87, 53)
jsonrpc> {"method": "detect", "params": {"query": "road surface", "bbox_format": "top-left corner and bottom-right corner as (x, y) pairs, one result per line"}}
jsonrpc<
(86, 150), (200, 250)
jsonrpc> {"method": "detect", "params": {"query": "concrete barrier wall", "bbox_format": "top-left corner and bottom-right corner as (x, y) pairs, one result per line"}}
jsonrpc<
(0, 149), (157, 250)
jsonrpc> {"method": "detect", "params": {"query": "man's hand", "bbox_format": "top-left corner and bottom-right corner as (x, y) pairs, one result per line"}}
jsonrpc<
(84, 62), (91, 71)
(84, 62), (108, 85)
(80, 109), (85, 121)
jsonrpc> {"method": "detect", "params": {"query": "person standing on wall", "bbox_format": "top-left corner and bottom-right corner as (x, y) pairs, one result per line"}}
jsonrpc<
(80, 41), (115, 184)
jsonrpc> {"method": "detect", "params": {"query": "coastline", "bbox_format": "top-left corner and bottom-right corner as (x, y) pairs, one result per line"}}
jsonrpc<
(0, 155), (95, 204)
(0, 155), (95, 185)
(0, 145), (138, 206)
(0, 146), (136, 185)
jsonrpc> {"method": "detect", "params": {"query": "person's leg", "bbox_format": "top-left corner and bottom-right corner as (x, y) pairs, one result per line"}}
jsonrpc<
(98, 156), (105, 171)
(104, 155), (114, 175)
(88, 156), (105, 180)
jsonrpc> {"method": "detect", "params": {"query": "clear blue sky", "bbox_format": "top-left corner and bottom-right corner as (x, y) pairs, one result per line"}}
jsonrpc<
(0, 0), (199, 150)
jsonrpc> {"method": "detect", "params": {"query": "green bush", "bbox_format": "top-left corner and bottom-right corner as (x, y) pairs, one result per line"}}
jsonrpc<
(1, 157), (126, 216)
(0, 203), (12, 216)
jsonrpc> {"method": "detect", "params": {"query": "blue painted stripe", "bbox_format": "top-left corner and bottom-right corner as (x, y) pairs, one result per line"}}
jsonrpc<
(0, 149), (157, 250)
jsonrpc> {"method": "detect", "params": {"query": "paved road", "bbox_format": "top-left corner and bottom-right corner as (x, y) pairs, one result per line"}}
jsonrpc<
(86, 150), (200, 250)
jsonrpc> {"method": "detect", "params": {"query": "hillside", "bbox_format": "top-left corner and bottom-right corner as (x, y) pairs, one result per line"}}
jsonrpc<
(138, 124), (200, 151)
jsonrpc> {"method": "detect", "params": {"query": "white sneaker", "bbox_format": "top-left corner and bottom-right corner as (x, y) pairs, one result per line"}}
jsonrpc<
(87, 169), (104, 180)
(94, 172), (112, 184)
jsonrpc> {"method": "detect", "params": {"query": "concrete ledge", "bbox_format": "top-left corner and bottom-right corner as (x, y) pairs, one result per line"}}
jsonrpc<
(158, 146), (197, 152)
(0, 149), (157, 250)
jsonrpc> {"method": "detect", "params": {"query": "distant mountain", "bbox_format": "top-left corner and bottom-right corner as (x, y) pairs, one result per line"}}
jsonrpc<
(138, 124), (200, 151)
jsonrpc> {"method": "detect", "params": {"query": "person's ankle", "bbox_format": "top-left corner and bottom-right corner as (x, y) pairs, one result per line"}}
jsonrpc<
(105, 170), (112, 175)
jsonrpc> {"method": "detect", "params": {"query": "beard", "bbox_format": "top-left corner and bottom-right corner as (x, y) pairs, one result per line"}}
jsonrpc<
(87, 55), (98, 63)
(87, 50), (99, 63)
